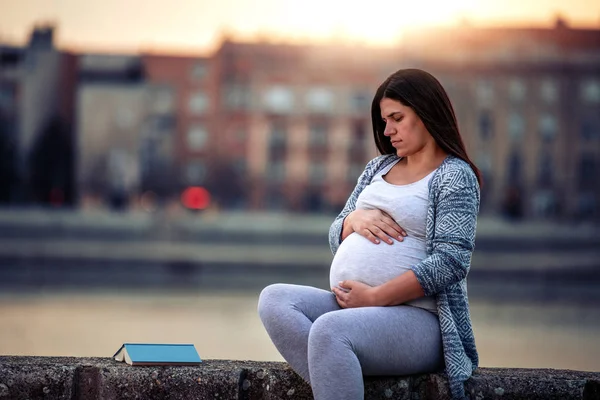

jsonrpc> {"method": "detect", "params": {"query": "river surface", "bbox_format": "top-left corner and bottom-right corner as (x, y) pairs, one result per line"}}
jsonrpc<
(1, 290), (599, 372)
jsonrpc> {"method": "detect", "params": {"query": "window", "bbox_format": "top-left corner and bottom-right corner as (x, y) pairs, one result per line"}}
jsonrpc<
(479, 110), (493, 140)
(349, 91), (370, 113)
(264, 86), (294, 113)
(476, 79), (494, 106)
(581, 116), (600, 140)
(186, 161), (206, 184)
(349, 121), (367, 157)
(309, 161), (327, 184)
(150, 116), (175, 135)
(306, 87), (334, 113)
(223, 84), (250, 110)
(579, 155), (596, 187)
(580, 79), (600, 103)
(309, 123), (328, 147)
(537, 153), (553, 186)
(188, 91), (209, 114)
(508, 79), (526, 102)
(191, 62), (208, 80)
(577, 193), (596, 218)
(352, 120), (367, 141)
(151, 87), (173, 114)
(187, 124), (208, 150)
(507, 152), (522, 182)
(476, 153), (492, 175)
(508, 112), (525, 141)
(269, 122), (287, 150)
(540, 79), (558, 103)
(0, 86), (14, 109)
(539, 114), (557, 141)
(266, 160), (285, 183)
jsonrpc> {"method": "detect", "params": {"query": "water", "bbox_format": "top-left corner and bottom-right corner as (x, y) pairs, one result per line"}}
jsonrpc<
(1, 290), (599, 372)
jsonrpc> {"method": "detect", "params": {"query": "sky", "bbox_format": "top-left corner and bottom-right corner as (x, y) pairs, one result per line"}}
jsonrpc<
(1, 0), (599, 54)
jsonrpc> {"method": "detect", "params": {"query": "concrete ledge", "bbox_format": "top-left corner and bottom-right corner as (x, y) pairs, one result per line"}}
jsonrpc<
(0, 357), (599, 399)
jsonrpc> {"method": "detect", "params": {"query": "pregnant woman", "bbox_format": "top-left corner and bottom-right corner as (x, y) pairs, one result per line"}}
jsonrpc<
(258, 68), (482, 400)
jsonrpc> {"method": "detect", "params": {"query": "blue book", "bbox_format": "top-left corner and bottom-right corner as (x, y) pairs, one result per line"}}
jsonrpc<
(113, 343), (202, 366)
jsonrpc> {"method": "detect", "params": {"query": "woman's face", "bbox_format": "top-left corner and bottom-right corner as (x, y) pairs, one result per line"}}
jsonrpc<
(380, 97), (434, 157)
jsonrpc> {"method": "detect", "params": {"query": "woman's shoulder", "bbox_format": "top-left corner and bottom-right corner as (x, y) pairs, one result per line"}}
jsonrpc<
(432, 156), (479, 197)
(365, 154), (399, 173)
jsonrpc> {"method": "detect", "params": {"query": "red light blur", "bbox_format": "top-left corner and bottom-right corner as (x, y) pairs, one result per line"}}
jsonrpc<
(181, 186), (211, 210)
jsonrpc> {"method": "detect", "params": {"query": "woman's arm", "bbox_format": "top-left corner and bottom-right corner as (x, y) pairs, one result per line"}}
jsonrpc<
(328, 157), (382, 255)
(332, 164), (479, 308)
(329, 156), (406, 254)
(334, 271), (424, 308)
(336, 166), (479, 307)
(410, 166), (480, 297)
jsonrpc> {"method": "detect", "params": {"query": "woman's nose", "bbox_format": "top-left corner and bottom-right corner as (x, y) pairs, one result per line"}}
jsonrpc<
(383, 123), (394, 136)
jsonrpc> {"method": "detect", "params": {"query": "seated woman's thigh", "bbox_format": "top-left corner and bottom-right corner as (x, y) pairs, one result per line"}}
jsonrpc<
(310, 305), (443, 375)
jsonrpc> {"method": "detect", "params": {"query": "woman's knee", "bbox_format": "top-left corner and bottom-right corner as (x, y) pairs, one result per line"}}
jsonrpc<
(308, 311), (351, 351)
(258, 283), (290, 319)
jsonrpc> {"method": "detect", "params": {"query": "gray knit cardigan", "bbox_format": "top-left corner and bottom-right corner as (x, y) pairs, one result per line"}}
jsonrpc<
(328, 154), (480, 400)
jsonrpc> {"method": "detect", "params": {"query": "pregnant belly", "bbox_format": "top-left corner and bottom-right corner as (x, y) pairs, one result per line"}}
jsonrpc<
(329, 232), (427, 289)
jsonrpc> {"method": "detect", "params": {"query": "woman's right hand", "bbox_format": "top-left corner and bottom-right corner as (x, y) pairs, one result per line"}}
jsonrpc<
(345, 209), (407, 244)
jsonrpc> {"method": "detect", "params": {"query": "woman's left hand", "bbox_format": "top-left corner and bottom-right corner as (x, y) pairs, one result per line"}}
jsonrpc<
(332, 281), (381, 308)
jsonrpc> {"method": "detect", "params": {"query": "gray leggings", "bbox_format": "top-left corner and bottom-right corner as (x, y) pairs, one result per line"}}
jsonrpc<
(258, 283), (444, 400)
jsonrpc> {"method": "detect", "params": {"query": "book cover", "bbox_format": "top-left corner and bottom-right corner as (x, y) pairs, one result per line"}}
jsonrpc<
(113, 343), (202, 366)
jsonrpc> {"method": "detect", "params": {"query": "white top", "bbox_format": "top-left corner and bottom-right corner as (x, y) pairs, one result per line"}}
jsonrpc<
(329, 159), (438, 313)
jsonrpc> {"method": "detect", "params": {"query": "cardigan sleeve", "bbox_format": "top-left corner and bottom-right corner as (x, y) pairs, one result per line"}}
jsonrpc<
(328, 157), (382, 255)
(411, 165), (480, 296)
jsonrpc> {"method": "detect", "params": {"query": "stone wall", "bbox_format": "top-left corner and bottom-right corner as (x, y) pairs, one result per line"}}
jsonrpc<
(0, 357), (598, 399)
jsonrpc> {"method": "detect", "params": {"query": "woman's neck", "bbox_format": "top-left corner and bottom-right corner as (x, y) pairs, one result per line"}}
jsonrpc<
(402, 145), (448, 172)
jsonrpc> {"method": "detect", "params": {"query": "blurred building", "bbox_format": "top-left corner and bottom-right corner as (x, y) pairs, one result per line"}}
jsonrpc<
(205, 22), (600, 218)
(77, 54), (144, 208)
(402, 19), (600, 220)
(2, 21), (599, 219)
(0, 25), (78, 205)
(208, 41), (400, 211)
(142, 54), (212, 190)
(77, 53), (179, 208)
(140, 43), (399, 211)
(0, 43), (21, 203)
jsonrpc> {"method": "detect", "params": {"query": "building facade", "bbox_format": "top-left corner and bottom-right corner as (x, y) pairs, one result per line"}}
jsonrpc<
(0, 26), (78, 205)
(402, 20), (600, 219)
(208, 41), (400, 211)
(4, 22), (598, 219)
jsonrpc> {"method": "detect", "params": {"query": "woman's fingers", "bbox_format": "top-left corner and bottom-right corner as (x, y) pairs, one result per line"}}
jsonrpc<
(380, 212), (407, 238)
(369, 225), (395, 244)
(361, 228), (382, 244)
(353, 209), (407, 244)
(332, 287), (348, 308)
(379, 219), (406, 242)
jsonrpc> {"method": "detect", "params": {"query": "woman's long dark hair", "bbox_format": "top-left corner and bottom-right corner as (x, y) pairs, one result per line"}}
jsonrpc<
(371, 68), (482, 186)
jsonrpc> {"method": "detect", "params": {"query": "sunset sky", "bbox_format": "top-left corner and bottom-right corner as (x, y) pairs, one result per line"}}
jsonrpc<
(1, 0), (599, 53)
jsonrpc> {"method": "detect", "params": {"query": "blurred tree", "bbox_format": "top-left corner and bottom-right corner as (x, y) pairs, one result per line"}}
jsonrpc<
(0, 114), (18, 204)
(28, 115), (75, 207)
